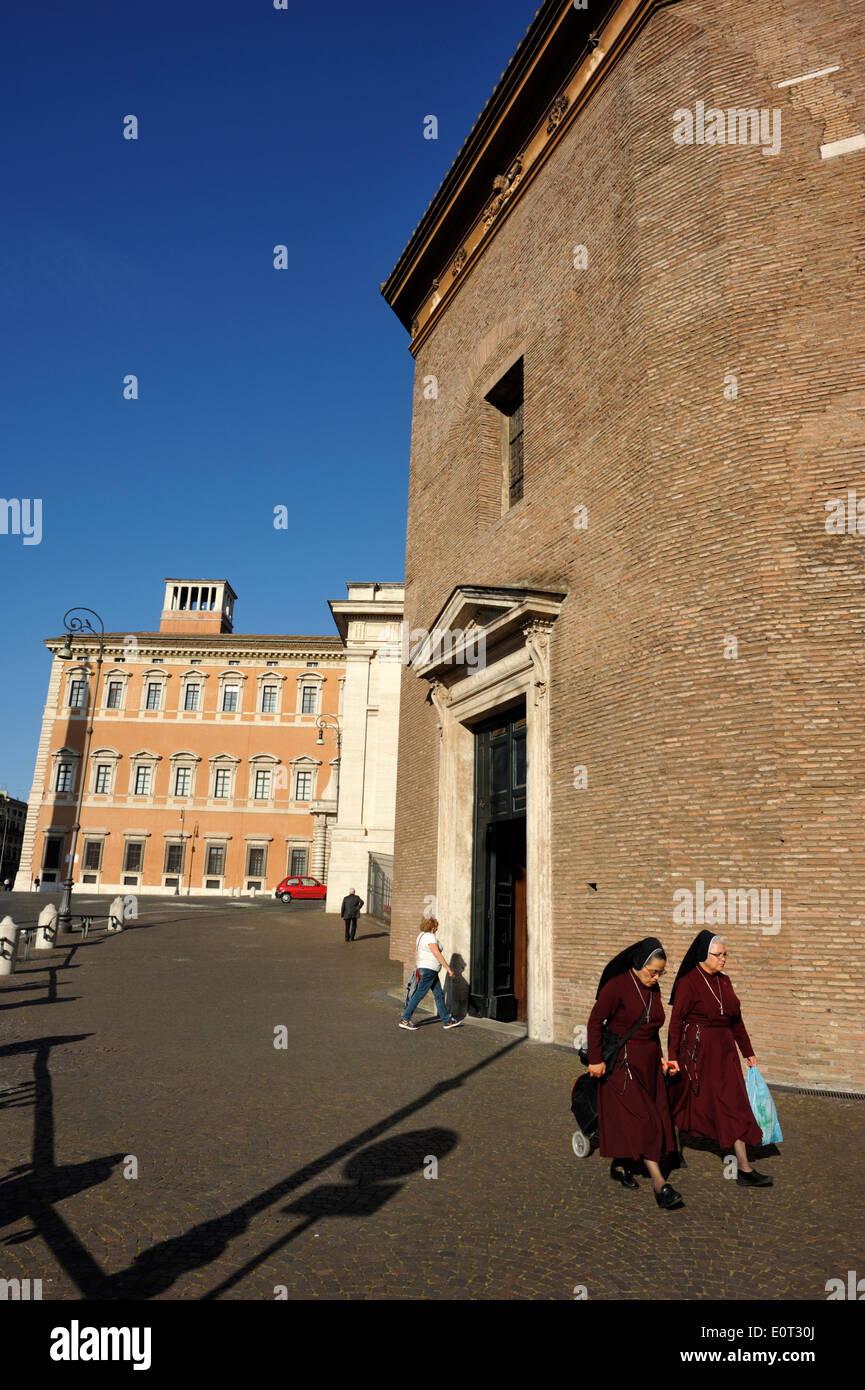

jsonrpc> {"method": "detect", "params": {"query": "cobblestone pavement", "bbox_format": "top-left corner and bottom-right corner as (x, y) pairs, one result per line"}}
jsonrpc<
(1, 894), (862, 1301)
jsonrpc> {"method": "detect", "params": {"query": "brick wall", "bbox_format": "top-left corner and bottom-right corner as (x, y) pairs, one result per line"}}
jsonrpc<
(389, 0), (865, 1088)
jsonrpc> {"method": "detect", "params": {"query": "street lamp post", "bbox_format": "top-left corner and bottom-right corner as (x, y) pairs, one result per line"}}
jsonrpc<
(315, 715), (342, 803)
(56, 608), (105, 940)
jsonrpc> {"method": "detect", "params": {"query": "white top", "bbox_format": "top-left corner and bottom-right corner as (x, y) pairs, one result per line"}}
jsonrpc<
(415, 930), (442, 971)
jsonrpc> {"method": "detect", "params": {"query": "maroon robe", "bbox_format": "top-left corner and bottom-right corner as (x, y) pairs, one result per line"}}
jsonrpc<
(587, 972), (677, 1162)
(667, 968), (762, 1148)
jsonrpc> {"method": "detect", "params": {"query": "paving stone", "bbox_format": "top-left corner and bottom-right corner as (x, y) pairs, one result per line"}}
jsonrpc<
(0, 897), (862, 1300)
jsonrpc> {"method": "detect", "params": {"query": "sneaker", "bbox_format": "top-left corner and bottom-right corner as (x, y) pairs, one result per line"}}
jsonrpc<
(443, 1018), (463, 1029)
(398, 1020), (418, 1030)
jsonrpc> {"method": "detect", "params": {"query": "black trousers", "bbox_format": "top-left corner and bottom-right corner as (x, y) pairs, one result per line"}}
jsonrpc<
(344, 915), (358, 940)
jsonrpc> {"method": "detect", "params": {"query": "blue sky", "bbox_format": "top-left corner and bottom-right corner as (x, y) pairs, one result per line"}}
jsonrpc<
(0, 0), (535, 798)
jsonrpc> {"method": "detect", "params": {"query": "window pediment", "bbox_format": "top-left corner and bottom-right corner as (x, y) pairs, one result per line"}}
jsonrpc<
(410, 584), (566, 678)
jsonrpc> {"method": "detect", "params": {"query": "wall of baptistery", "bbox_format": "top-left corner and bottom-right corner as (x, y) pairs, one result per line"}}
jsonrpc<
(389, 0), (865, 1087)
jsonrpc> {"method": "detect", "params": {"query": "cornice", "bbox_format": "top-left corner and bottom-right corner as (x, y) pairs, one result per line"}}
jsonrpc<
(382, 0), (679, 355)
(45, 634), (345, 664)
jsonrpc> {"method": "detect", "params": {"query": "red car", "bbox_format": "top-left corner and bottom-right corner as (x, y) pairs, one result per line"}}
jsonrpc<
(275, 876), (327, 903)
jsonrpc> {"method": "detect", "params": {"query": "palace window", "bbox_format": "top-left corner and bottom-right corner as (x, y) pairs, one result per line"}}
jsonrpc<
(301, 685), (317, 715)
(124, 841), (144, 873)
(295, 770), (313, 801)
(134, 766), (152, 795)
(205, 844), (226, 876)
(145, 682), (162, 710)
(94, 764), (112, 794)
(289, 846), (308, 876)
(56, 762), (73, 793)
(174, 767), (191, 797)
(253, 768), (272, 800)
(69, 679), (87, 709)
(222, 685), (239, 712)
(184, 684), (201, 711)
(164, 842), (185, 875)
(214, 768), (231, 799)
(261, 686), (277, 713)
(106, 680), (123, 709)
(246, 845), (267, 877)
(83, 840), (103, 871)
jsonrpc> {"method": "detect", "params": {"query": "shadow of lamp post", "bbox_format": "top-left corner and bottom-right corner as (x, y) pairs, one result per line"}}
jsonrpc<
(55, 608), (105, 940)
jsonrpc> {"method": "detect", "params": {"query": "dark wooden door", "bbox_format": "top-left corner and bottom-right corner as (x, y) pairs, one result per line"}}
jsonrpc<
(470, 707), (527, 1022)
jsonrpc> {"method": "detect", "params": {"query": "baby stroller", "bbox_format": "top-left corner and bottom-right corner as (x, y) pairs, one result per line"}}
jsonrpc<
(570, 1044), (597, 1158)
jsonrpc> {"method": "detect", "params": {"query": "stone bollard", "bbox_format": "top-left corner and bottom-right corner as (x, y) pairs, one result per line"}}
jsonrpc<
(35, 902), (58, 950)
(0, 916), (18, 975)
(107, 896), (126, 933)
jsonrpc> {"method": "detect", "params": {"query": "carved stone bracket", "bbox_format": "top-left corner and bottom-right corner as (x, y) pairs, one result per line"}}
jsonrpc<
(451, 247), (468, 277)
(482, 155), (525, 228)
(427, 678), (450, 733)
(546, 93), (570, 134)
(523, 619), (553, 705)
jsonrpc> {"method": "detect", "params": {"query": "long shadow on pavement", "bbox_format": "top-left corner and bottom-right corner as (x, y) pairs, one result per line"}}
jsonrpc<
(4, 1021), (523, 1299)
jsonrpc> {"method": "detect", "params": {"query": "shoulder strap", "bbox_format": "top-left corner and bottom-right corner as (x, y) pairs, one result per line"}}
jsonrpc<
(608, 990), (652, 1062)
(624, 990), (652, 1042)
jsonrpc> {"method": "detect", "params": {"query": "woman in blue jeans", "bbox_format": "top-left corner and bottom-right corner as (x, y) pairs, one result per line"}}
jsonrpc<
(399, 917), (462, 1030)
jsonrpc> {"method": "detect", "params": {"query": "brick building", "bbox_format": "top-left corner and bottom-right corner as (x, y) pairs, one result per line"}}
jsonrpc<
(382, 0), (865, 1087)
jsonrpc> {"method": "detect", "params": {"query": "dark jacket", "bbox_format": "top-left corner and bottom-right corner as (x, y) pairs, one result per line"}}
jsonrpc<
(341, 894), (364, 918)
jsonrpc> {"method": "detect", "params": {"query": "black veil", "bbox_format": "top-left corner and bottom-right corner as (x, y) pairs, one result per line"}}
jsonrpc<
(596, 936), (665, 998)
(669, 929), (721, 1002)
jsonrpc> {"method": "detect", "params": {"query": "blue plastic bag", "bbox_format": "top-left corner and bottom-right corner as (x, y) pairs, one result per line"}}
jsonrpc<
(746, 1065), (783, 1145)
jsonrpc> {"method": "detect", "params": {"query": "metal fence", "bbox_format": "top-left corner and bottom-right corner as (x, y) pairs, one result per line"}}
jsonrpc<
(366, 852), (392, 927)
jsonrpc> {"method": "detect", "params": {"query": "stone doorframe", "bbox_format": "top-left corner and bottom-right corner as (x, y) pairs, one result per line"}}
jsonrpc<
(411, 585), (566, 1042)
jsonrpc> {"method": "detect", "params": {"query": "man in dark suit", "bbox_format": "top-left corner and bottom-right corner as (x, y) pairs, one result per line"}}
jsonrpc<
(340, 888), (364, 942)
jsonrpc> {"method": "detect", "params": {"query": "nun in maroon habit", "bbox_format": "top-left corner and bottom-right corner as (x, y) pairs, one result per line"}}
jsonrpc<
(587, 937), (683, 1210)
(667, 930), (773, 1187)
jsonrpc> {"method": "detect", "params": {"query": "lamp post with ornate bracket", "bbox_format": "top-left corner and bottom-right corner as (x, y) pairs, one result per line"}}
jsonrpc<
(315, 715), (342, 803)
(55, 608), (105, 939)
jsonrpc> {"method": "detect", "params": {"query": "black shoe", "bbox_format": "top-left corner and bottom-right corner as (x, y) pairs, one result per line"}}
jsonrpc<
(654, 1183), (684, 1210)
(610, 1162), (639, 1190)
(736, 1167), (773, 1187)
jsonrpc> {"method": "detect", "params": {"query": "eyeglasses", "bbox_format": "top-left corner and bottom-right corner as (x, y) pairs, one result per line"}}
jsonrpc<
(708, 950), (728, 958)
